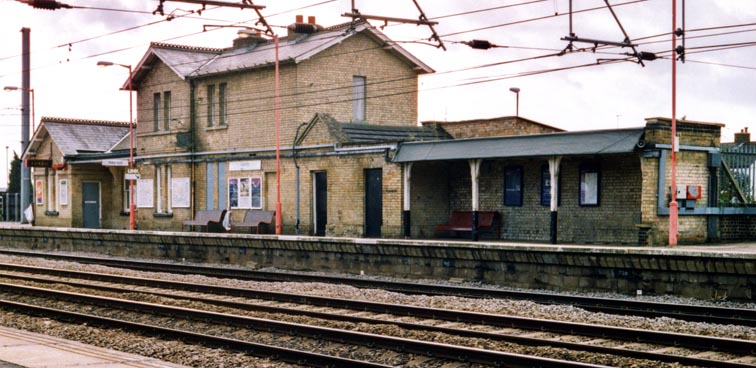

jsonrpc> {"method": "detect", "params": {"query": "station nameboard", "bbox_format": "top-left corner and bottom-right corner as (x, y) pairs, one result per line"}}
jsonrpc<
(25, 159), (52, 168)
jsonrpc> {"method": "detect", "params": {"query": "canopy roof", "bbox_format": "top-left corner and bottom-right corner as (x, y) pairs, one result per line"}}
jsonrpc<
(393, 128), (645, 163)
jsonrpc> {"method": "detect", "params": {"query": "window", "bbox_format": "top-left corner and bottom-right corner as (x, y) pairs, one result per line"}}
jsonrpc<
(46, 170), (56, 212)
(123, 177), (133, 212)
(166, 165), (173, 212)
(163, 91), (171, 131)
(503, 166), (523, 206)
(352, 76), (366, 122)
(219, 83), (227, 125)
(579, 163), (600, 206)
(541, 164), (561, 206)
(153, 92), (161, 132)
(207, 84), (216, 127)
(59, 179), (68, 206)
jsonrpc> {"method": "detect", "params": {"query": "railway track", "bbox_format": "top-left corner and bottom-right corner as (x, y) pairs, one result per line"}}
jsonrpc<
(0, 248), (753, 327)
(0, 258), (754, 367)
(0, 279), (609, 367)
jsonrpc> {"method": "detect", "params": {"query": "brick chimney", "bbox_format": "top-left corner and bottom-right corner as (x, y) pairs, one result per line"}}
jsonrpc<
(233, 29), (267, 49)
(735, 127), (751, 145)
(287, 15), (323, 38)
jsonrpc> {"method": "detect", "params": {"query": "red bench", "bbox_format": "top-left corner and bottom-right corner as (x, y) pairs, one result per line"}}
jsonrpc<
(182, 210), (227, 232)
(232, 210), (275, 234)
(434, 210), (501, 239)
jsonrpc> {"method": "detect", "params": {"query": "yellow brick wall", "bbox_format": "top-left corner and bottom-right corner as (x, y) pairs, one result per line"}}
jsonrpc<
(424, 117), (561, 139)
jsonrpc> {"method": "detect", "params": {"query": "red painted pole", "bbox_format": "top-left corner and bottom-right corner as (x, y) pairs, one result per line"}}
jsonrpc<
(128, 64), (135, 231)
(669, 0), (678, 246)
(275, 35), (282, 235)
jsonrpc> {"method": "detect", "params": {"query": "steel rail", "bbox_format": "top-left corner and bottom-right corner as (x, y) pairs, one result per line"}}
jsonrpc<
(0, 282), (608, 368)
(0, 267), (751, 368)
(2, 263), (756, 358)
(0, 300), (390, 368)
(1, 248), (753, 327)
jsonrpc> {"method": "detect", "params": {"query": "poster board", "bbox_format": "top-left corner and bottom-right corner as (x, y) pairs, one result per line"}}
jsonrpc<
(229, 176), (262, 209)
(171, 177), (190, 208)
(137, 179), (154, 208)
(59, 179), (68, 205)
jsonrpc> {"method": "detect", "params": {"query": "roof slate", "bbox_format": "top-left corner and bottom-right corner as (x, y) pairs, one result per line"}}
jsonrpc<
(40, 119), (129, 157)
(310, 113), (449, 145)
(130, 22), (432, 87)
(393, 128), (646, 162)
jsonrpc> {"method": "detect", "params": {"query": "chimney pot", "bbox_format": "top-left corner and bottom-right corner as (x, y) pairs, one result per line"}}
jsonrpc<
(308, 16), (316, 24)
(735, 127), (751, 144)
(295, 15), (303, 23)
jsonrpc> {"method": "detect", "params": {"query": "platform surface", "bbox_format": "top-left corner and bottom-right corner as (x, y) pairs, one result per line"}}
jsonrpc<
(0, 326), (189, 368)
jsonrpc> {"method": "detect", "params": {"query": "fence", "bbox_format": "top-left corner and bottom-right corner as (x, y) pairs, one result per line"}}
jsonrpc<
(720, 143), (756, 206)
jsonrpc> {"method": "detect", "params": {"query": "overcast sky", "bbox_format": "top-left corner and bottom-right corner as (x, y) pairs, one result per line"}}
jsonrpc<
(1, 0), (755, 186)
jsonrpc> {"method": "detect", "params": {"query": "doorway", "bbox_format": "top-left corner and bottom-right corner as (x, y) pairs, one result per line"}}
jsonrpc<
(364, 168), (382, 238)
(312, 172), (327, 236)
(82, 181), (100, 229)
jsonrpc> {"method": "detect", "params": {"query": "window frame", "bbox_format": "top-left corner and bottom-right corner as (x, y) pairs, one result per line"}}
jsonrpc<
(163, 91), (171, 131)
(219, 82), (227, 125)
(352, 76), (366, 122)
(153, 92), (161, 132)
(503, 165), (523, 207)
(207, 84), (216, 127)
(123, 177), (132, 212)
(579, 162), (601, 206)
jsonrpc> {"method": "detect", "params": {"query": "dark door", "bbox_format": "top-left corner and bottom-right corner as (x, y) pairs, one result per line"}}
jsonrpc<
(313, 172), (327, 236)
(364, 168), (382, 238)
(82, 182), (100, 229)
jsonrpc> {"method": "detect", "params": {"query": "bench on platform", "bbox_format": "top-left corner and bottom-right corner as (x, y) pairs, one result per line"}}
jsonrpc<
(232, 210), (275, 234)
(434, 210), (501, 239)
(182, 209), (227, 232)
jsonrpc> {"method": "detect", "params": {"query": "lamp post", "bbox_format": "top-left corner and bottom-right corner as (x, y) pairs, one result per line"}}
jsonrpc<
(4, 86), (34, 133)
(509, 87), (520, 117)
(97, 61), (135, 230)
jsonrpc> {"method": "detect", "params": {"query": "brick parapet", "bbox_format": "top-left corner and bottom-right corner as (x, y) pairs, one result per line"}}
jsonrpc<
(3, 227), (754, 301)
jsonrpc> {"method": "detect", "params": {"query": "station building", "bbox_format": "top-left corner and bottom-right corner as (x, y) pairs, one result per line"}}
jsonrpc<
(22, 18), (756, 245)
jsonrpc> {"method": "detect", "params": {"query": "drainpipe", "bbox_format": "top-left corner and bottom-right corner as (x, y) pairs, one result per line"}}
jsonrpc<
(292, 122), (307, 235)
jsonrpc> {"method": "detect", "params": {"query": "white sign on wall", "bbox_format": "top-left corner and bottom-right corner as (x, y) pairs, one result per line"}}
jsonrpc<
(171, 177), (190, 208)
(137, 179), (154, 208)
(229, 160), (261, 171)
(58, 179), (68, 206)
(102, 159), (129, 167)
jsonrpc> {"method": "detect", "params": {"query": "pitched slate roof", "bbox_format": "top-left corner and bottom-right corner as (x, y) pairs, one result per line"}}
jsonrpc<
(129, 22), (433, 88)
(308, 113), (450, 145)
(393, 128), (646, 163)
(27, 117), (130, 159)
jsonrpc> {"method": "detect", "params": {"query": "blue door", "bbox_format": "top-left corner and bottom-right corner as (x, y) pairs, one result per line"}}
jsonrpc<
(82, 182), (100, 229)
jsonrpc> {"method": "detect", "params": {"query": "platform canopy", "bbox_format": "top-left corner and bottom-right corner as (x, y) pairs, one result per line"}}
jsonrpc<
(393, 128), (645, 163)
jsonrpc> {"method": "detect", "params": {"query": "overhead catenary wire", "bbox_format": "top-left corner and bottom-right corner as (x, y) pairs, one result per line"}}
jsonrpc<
(0, 0), (338, 63)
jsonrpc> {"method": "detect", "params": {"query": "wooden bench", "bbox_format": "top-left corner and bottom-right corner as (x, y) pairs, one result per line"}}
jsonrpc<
(182, 209), (227, 232)
(434, 210), (501, 239)
(232, 210), (275, 234)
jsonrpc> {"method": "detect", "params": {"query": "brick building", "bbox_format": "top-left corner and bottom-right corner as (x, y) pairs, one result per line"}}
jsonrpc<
(125, 18), (438, 235)
(395, 117), (740, 245)
(26, 18), (755, 245)
(24, 117), (131, 229)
